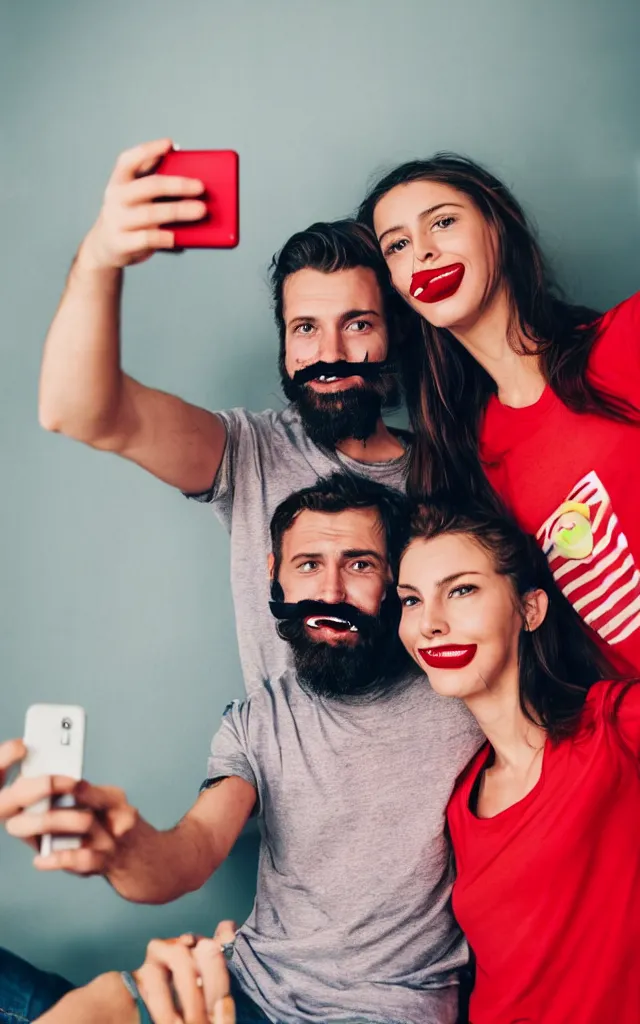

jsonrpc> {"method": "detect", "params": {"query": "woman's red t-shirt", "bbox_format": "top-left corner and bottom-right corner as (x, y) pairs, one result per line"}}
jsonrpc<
(480, 292), (640, 674)
(447, 680), (640, 1024)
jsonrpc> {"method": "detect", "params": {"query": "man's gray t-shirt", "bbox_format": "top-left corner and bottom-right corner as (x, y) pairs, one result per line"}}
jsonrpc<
(189, 406), (410, 693)
(207, 669), (482, 1024)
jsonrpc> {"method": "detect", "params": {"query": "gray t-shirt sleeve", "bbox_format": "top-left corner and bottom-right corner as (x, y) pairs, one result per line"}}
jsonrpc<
(183, 409), (235, 517)
(206, 699), (257, 791)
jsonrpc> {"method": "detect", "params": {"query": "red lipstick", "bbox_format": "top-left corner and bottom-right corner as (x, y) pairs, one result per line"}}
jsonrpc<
(410, 263), (465, 304)
(418, 644), (477, 669)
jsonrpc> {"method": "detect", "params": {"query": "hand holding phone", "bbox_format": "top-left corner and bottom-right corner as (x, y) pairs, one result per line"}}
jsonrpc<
(21, 704), (86, 856)
(80, 138), (207, 270)
(80, 139), (239, 271)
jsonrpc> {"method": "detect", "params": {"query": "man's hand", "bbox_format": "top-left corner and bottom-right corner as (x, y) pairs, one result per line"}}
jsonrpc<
(79, 138), (206, 271)
(0, 742), (138, 875)
(134, 922), (237, 1024)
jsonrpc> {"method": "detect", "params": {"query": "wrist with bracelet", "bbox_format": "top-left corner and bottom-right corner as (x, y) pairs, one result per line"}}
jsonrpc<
(120, 970), (153, 1024)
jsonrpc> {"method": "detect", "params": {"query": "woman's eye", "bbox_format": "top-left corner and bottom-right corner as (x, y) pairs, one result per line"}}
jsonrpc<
(383, 238), (408, 257)
(449, 584), (477, 598)
(346, 320), (372, 332)
(433, 216), (456, 230)
(400, 595), (419, 607)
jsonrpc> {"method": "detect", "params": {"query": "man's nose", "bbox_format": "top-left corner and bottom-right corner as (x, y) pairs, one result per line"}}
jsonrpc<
(317, 325), (346, 364)
(318, 566), (347, 604)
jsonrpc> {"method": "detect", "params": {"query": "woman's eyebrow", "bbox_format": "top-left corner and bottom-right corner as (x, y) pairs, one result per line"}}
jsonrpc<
(436, 570), (483, 588)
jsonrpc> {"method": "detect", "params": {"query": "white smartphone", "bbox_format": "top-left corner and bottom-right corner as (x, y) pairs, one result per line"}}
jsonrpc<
(22, 704), (87, 857)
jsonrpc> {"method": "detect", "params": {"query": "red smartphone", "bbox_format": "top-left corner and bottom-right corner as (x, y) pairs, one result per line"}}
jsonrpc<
(154, 149), (239, 248)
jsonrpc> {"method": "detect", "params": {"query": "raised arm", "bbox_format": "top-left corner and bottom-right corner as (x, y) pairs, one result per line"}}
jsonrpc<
(38, 138), (227, 494)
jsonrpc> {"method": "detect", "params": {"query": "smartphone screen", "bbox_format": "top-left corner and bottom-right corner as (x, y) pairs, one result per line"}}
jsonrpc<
(155, 149), (239, 248)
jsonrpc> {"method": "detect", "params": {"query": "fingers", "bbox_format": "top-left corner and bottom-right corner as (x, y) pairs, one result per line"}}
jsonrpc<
(133, 961), (177, 1024)
(213, 920), (237, 946)
(138, 939), (209, 1024)
(0, 739), (27, 780)
(6, 806), (94, 840)
(122, 199), (207, 231)
(33, 816), (118, 874)
(193, 939), (234, 1022)
(71, 781), (138, 838)
(85, 139), (207, 267)
(109, 139), (173, 186)
(0, 773), (76, 821)
(124, 174), (205, 205)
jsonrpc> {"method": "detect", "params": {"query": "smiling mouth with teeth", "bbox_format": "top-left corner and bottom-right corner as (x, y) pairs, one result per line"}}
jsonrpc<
(314, 375), (341, 383)
(305, 615), (359, 633)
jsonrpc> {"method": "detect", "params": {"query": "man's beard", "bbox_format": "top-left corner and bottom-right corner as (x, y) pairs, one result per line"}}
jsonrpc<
(269, 592), (408, 701)
(279, 355), (401, 449)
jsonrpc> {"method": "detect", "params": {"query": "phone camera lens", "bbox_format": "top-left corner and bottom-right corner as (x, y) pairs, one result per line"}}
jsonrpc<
(61, 717), (72, 730)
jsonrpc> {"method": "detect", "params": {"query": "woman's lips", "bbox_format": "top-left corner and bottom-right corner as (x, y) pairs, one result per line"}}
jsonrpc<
(410, 263), (465, 304)
(418, 644), (477, 669)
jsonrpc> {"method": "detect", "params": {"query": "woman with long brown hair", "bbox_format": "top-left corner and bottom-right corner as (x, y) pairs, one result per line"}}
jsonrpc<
(358, 155), (640, 674)
(397, 500), (640, 1023)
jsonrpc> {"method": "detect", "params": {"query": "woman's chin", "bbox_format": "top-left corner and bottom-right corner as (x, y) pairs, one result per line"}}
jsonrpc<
(415, 661), (477, 700)
(408, 293), (469, 331)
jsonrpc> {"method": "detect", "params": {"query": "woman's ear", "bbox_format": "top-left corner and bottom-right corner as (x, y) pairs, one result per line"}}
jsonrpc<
(523, 588), (549, 633)
(267, 553), (275, 580)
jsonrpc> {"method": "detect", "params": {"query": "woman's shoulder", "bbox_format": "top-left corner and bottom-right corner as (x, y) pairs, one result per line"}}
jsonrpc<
(595, 290), (640, 333)
(578, 679), (640, 750)
(584, 290), (640, 402)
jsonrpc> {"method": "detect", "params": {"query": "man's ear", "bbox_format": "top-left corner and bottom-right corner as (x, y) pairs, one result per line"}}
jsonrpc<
(267, 553), (275, 580)
(523, 588), (549, 633)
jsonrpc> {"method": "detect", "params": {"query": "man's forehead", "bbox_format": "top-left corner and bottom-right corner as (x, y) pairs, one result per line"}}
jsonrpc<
(282, 506), (387, 554)
(283, 266), (383, 320)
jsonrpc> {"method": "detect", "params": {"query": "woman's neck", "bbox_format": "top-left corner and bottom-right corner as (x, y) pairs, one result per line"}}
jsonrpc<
(450, 287), (546, 409)
(464, 679), (547, 772)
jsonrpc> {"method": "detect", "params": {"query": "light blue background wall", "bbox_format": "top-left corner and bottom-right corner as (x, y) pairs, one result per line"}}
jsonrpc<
(1, 0), (639, 985)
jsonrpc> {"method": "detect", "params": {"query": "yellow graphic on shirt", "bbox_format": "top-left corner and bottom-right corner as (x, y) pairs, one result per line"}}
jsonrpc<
(548, 501), (594, 560)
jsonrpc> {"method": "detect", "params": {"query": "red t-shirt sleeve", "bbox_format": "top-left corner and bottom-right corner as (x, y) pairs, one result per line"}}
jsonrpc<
(589, 291), (640, 407)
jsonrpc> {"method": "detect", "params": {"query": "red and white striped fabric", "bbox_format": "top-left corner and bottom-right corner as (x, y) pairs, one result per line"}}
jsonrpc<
(537, 470), (640, 648)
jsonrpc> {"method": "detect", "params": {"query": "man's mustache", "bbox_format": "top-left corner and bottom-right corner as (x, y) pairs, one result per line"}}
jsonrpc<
(269, 598), (376, 635)
(291, 357), (388, 387)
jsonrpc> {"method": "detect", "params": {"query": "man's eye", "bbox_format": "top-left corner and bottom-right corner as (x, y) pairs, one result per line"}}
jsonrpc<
(299, 561), (318, 573)
(383, 238), (409, 258)
(346, 320), (372, 332)
(351, 560), (372, 571)
(295, 323), (314, 335)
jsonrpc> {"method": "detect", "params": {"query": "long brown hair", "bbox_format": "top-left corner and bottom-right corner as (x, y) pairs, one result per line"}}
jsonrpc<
(358, 154), (637, 501)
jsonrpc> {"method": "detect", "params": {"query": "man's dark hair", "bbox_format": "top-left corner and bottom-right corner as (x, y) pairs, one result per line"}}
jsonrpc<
(270, 219), (398, 348)
(270, 471), (408, 581)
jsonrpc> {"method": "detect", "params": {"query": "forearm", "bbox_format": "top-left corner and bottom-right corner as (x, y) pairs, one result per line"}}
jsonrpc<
(107, 814), (219, 904)
(39, 238), (124, 444)
(34, 972), (136, 1024)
